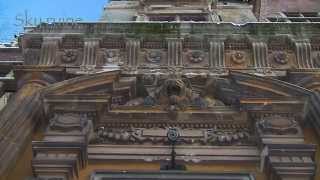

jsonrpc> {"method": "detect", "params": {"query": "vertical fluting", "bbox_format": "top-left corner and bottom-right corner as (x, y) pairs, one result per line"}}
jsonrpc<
(39, 37), (60, 65)
(209, 39), (225, 68)
(126, 39), (140, 67)
(295, 41), (313, 69)
(82, 39), (100, 66)
(167, 38), (183, 66)
(252, 41), (268, 68)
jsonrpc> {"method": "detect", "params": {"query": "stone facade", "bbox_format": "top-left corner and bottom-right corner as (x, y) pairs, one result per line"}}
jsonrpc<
(0, 1), (320, 180)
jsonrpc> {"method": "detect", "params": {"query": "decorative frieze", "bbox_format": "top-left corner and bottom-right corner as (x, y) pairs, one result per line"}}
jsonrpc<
(92, 127), (251, 146)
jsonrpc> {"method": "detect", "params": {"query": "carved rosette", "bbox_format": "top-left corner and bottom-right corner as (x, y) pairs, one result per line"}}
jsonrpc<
(273, 51), (288, 65)
(231, 51), (245, 64)
(61, 49), (78, 63)
(188, 51), (204, 63)
(145, 50), (162, 63)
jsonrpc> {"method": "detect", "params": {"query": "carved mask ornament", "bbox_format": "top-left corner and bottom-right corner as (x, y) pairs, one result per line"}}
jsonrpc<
(188, 51), (204, 63)
(273, 51), (288, 65)
(146, 51), (162, 63)
(231, 51), (245, 64)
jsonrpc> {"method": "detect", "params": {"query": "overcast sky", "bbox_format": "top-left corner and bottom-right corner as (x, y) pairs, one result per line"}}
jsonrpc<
(0, 0), (107, 42)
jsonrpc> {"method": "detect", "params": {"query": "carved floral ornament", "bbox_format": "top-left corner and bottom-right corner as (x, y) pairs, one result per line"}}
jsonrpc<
(188, 51), (204, 63)
(145, 50), (162, 63)
(231, 51), (245, 64)
(273, 51), (288, 65)
(61, 49), (78, 63)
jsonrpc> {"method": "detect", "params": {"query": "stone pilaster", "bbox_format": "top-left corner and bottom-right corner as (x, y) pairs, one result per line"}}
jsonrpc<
(251, 40), (269, 68)
(126, 39), (140, 67)
(39, 37), (61, 65)
(82, 38), (100, 66)
(167, 38), (183, 66)
(209, 38), (225, 68)
(293, 39), (314, 69)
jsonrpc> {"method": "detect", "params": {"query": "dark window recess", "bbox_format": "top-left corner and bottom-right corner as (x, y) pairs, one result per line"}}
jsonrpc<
(180, 15), (207, 22)
(142, 39), (166, 49)
(268, 38), (291, 51)
(184, 41), (203, 49)
(101, 37), (125, 49)
(225, 39), (250, 50)
(62, 36), (83, 49)
(27, 37), (43, 49)
(268, 12), (320, 22)
(149, 16), (176, 21)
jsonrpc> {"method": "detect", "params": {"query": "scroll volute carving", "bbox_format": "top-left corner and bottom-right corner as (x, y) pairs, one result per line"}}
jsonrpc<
(257, 115), (299, 135)
(49, 112), (90, 132)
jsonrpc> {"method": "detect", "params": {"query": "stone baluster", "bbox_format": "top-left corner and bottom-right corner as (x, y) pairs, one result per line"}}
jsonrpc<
(209, 38), (225, 68)
(82, 38), (100, 66)
(39, 37), (61, 65)
(167, 38), (183, 66)
(126, 39), (140, 67)
(294, 40), (313, 69)
(251, 40), (269, 68)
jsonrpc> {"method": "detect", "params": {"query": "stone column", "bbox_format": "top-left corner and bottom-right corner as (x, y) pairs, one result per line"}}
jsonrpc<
(167, 38), (183, 66)
(39, 37), (61, 65)
(0, 77), (48, 177)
